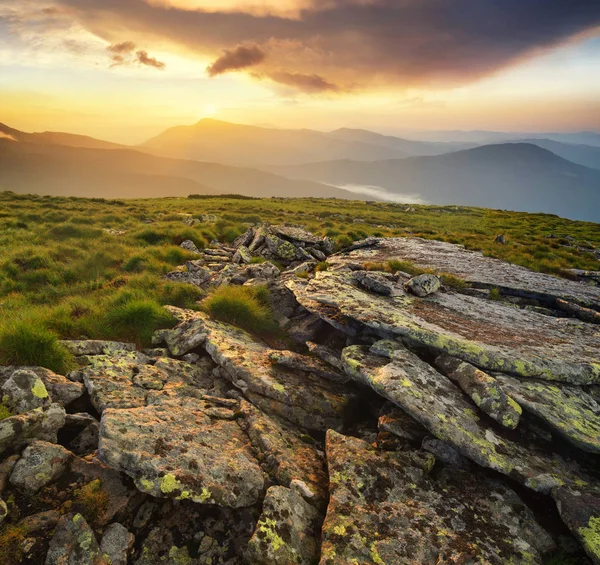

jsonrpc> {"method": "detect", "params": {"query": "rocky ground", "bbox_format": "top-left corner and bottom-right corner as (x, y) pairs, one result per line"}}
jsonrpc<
(1, 225), (599, 564)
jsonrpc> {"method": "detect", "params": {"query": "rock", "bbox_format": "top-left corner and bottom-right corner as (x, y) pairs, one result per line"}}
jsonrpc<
(186, 312), (353, 430)
(232, 227), (256, 249)
(377, 403), (427, 444)
(287, 314), (326, 344)
(10, 440), (72, 493)
(435, 354), (522, 429)
(554, 487), (600, 565)
(0, 404), (66, 456)
(1, 369), (50, 413)
(556, 298), (600, 324)
(340, 344), (594, 493)
(232, 245), (252, 264)
(45, 513), (107, 565)
(265, 234), (305, 263)
(0, 454), (20, 493)
(309, 248), (327, 261)
(286, 271), (600, 384)
(239, 400), (328, 507)
(272, 225), (323, 246)
(305, 342), (344, 372)
(0, 366), (84, 406)
(19, 509), (61, 534)
(289, 262), (315, 276)
(100, 523), (134, 565)
(353, 270), (397, 296)
(328, 236), (600, 310)
(246, 261), (281, 280)
(0, 498), (7, 525)
(180, 239), (201, 254)
(497, 376), (600, 453)
(268, 350), (348, 384)
(99, 396), (265, 507)
(164, 266), (211, 287)
(164, 317), (208, 356)
(321, 430), (553, 565)
(60, 340), (136, 356)
(71, 422), (100, 455)
(404, 273), (441, 297)
(495, 234), (506, 244)
(422, 437), (471, 469)
(247, 486), (321, 565)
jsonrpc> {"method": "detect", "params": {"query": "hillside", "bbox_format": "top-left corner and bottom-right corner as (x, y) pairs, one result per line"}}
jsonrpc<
(0, 139), (350, 199)
(140, 118), (409, 165)
(274, 143), (600, 222)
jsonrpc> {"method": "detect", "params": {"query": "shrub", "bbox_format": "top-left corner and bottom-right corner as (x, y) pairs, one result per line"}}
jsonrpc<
(0, 525), (25, 565)
(0, 402), (13, 421)
(0, 322), (75, 374)
(105, 298), (176, 346)
(440, 273), (468, 290)
(488, 287), (501, 300)
(203, 285), (277, 335)
(315, 261), (329, 272)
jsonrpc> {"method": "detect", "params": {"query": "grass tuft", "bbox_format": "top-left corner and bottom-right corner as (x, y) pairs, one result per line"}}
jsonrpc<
(0, 525), (25, 565)
(73, 479), (109, 525)
(0, 322), (75, 374)
(203, 285), (278, 335)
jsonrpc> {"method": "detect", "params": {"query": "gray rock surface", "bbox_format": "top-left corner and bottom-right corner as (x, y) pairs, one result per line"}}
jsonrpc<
(1, 369), (51, 413)
(100, 523), (135, 565)
(248, 486), (321, 565)
(404, 273), (441, 296)
(10, 440), (72, 493)
(320, 430), (553, 565)
(45, 513), (107, 565)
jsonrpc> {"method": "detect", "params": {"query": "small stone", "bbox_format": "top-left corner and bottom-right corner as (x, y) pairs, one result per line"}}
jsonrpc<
(45, 513), (107, 565)
(180, 239), (201, 254)
(404, 273), (441, 297)
(10, 441), (72, 493)
(1, 369), (50, 413)
(100, 523), (134, 565)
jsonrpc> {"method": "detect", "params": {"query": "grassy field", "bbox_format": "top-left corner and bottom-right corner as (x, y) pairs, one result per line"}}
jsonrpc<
(0, 191), (598, 371)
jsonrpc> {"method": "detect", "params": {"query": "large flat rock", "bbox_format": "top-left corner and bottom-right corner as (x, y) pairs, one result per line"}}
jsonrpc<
(287, 271), (600, 384)
(329, 237), (600, 308)
(99, 396), (265, 508)
(320, 430), (554, 565)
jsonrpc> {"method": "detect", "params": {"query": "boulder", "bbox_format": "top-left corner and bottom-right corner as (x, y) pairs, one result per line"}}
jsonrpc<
(99, 396), (265, 507)
(10, 440), (72, 493)
(286, 271), (600, 384)
(404, 273), (441, 297)
(1, 369), (50, 413)
(340, 344), (594, 493)
(100, 523), (135, 565)
(353, 270), (397, 296)
(320, 430), (553, 565)
(239, 400), (328, 507)
(497, 376), (600, 453)
(45, 513), (108, 565)
(247, 486), (321, 565)
(180, 239), (201, 255)
(0, 404), (66, 456)
(435, 354), (522, 429)
(232, 245), (252, 264)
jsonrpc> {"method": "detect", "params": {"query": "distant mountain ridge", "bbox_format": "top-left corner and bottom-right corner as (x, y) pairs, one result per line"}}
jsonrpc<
(273, 143), (600, 222)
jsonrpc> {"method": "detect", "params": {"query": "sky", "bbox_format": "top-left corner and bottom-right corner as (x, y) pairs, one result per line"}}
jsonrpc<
(1, 0), (599, 144)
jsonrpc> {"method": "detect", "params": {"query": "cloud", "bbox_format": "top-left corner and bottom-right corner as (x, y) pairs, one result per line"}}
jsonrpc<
(44, 0), (600, 90)
(107, 40), (136, 54)
(206, 45), (266, 77)
(267, 71), (339, 93)
(135, 49), (166, 68)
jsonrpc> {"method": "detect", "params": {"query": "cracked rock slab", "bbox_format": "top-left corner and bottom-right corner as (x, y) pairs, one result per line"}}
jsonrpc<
(320, 430), (553, 565)
(98, 397), (265, 508)
(341, 345), (593, 493)
(497, 376), (600, 453)
(287, 271), (600, 384)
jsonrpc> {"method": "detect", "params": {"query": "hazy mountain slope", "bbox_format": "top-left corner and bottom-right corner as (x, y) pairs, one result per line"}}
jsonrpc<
(140, 118), (409, 166)
(327, 128), (475, 156)
(502, 139), (600, 170)
(273, 143), (600, 222)
(0, 122), (124, 150)
(0, 139), (350, 199)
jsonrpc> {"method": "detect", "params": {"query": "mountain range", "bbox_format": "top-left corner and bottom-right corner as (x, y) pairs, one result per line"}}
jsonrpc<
(0, 120), (598, 221)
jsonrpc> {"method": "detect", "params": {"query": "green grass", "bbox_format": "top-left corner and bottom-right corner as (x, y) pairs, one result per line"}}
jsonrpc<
(0, 402), (13, 421)
(0, 191), (597, 370)
(0, 322), (75, 373)
(203, 285), (278, 335)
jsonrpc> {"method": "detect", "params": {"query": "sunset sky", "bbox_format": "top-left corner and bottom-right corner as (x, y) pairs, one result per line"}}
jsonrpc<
(1, 0), (599, 144)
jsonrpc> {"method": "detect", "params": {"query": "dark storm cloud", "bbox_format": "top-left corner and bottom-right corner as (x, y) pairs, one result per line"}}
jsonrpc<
(107, 40), (136, 54)
(53, 0), (600, 90)
(267, 71), (339, 93)
(206, 45), (266, 76)
(135, 49), (165, 69)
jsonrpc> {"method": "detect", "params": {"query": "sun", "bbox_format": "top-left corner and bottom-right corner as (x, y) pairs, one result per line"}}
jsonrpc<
(202, 104), (218, 117)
